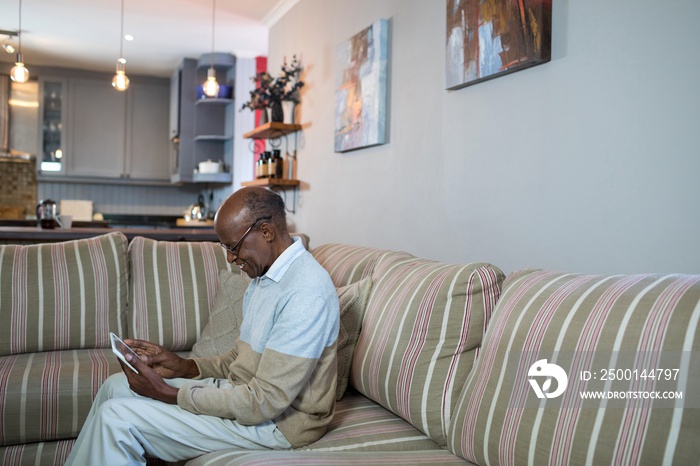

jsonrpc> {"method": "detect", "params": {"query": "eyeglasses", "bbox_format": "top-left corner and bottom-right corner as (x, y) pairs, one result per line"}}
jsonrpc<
(219, 215), (272, 257)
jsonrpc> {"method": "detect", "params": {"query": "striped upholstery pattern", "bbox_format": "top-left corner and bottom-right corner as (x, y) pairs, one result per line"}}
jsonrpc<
(128, 237), (236, 351)
(185, 449), (473, 465)
(448, 269), (700, 465)
(0, 232), (129, 356)
(312, 243), (400, 287)
(0, 348), (121, 446)
(351, 253), (505, 447)
(0, 439), (75, 466)
(186, 391), (473, 465)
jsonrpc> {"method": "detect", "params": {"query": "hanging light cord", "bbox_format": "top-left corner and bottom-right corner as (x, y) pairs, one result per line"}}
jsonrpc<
(119, 0), (125, 60)
(18, 0), (22, 54)
(210, 0), (216, 68)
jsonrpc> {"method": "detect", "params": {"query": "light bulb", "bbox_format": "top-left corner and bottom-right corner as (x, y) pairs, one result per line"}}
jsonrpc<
(203, 68), (219, 97)
(2, 37), (15, 54)
(112, 61), (129, 91)
(10, 59), (29, 83)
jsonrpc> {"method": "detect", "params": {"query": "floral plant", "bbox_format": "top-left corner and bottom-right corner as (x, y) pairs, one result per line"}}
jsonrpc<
(241, 55), (305, 112)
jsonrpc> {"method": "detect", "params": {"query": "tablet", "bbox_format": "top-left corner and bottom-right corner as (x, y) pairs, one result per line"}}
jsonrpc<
(110, 332), (141, 373)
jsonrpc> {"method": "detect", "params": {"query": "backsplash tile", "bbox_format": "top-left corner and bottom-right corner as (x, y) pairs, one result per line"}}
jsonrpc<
(0, 158), (37, 218)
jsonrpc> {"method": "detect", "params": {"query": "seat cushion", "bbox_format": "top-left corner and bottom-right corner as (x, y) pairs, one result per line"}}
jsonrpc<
(351, 254), (505, 446)
(185, 391), (470, 466)
(0, 232), (129, 356)
(0, 440), (75, 466)
(448, 269), (700, 465)
(0, 349), (121, 446)
(128, 237), (238, 351)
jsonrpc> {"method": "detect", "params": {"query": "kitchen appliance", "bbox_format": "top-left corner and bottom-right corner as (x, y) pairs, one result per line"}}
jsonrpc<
(36, 199), (58, 228)
(184, 194), (207, 222)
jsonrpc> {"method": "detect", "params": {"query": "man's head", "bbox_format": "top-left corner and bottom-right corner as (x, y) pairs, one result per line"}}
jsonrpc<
(214, 187), (292, 278)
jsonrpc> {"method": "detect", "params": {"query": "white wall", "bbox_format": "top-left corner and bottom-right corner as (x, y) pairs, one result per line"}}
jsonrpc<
(268, 0), (700, 275)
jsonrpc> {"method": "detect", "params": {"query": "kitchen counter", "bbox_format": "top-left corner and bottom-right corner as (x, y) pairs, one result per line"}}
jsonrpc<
(0, 226), (218, 244)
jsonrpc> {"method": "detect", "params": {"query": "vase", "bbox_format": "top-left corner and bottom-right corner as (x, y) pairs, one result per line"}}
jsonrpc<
(259, 107), (269, 125)
(282, 101), (296, 124)
(270, 100), (284, 123)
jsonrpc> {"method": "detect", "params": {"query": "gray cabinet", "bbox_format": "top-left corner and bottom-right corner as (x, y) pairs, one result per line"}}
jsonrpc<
(126, 82), (171, 180)
(67, 78), (126, 178)
(40, 75), (171, 183)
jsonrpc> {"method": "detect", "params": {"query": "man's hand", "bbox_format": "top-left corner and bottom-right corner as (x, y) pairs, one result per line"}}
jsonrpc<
(124, 339), (199, 379)
(119, 353), (182, 404)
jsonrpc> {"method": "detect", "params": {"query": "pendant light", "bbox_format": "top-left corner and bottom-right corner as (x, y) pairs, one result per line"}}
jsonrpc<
(2, 33), (16, 54)
(112, 0), (130, 92)
(10, 0), (29, 83)
(202, 0), (220, 98)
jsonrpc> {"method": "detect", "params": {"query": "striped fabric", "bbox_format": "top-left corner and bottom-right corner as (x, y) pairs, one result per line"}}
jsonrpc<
(448, 269), (700, 466)
(350, 253), (505, 447)
(186, 390), (474, 465)
(0, 348), (121, 446)
(0, 232), (129, 356)
(128, 237), (236, 351)
(0, 439), (75, 466)
(312, 243), (399, 287)
(185, 449), (473, 465)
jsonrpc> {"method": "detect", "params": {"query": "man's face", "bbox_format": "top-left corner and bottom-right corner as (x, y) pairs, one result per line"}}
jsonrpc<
(217, 216), (271, 278)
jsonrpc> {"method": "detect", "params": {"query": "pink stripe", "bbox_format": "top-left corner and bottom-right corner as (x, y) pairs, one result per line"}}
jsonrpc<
(0, 354), (19, 443)
(10, 247), (28, 354)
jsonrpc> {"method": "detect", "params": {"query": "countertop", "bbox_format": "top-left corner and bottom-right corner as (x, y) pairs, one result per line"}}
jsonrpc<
(0, 226), (218, 244)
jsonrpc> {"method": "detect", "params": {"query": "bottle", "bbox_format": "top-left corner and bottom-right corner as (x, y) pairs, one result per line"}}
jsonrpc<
(273, 150), (284, 179)
(267, 151), (276, 178)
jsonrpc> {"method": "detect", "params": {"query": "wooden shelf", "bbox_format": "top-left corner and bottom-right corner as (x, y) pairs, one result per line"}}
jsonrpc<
(243, 122), (302, 140)
(241, 178), (300, 188)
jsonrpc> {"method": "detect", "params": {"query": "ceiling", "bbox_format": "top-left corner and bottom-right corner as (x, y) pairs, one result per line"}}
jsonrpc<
(0, 0), (292, 78)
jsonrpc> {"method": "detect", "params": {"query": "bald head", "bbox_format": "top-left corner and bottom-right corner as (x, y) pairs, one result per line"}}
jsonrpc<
(215, 187), (289, 238)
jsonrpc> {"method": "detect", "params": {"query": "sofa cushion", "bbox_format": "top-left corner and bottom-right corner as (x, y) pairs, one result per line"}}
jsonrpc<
(190, 270), (249, 358)
(448, 269), (700, 465)
(185, 391), (467, 466)
(0, 232), (129, 356)
(0, 349), (121, 446)
(351, 254), (505, 447)
(336, 277), (373, 400)
(312, 244), (396, 287)
(0, 440), (75, 466)
(128, 237), (237, 351)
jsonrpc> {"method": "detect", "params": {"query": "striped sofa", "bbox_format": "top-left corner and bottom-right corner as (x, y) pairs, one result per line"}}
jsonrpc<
(2, 235), (699, 465)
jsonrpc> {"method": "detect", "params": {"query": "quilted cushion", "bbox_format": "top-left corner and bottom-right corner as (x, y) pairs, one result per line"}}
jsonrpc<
(351, 253), (505, 446)
(448, 269), (700, 465)
(0, 232), (129, 356)
(335, 277), (373, 400)
(128, 237), (236, 351)
(190, 270), (249, 358)
(0, 349), (121, 446)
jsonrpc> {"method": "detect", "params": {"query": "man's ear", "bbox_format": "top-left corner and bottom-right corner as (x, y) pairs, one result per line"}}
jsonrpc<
(259, 222), (275, 242)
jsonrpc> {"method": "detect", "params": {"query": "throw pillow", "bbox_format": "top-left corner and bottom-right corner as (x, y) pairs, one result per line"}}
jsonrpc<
(335, 277), (373, 400)
(191, 269), (249, 358)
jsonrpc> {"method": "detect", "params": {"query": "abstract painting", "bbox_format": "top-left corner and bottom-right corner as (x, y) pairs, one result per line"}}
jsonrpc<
(334, 19), (389, 152)
(446, 0), (551, 90)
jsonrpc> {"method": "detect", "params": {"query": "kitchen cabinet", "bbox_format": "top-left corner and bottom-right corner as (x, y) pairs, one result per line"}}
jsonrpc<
(170, 54), (235, 184)
(37, 77), (67, 173)
(39, 75), (171, 183)
(67, 78), (126, 178)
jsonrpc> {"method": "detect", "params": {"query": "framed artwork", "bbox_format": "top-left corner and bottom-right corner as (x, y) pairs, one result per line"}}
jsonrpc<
(445, 0), (552, 90)
(334, 19), (389, 152)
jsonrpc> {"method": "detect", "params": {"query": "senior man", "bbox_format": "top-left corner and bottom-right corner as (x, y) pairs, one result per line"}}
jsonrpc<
(64, 187), (340, 465)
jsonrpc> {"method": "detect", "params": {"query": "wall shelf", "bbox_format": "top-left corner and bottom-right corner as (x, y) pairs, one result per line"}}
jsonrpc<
(241, 178), (300, 188)
(243, 122), (302, 140)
